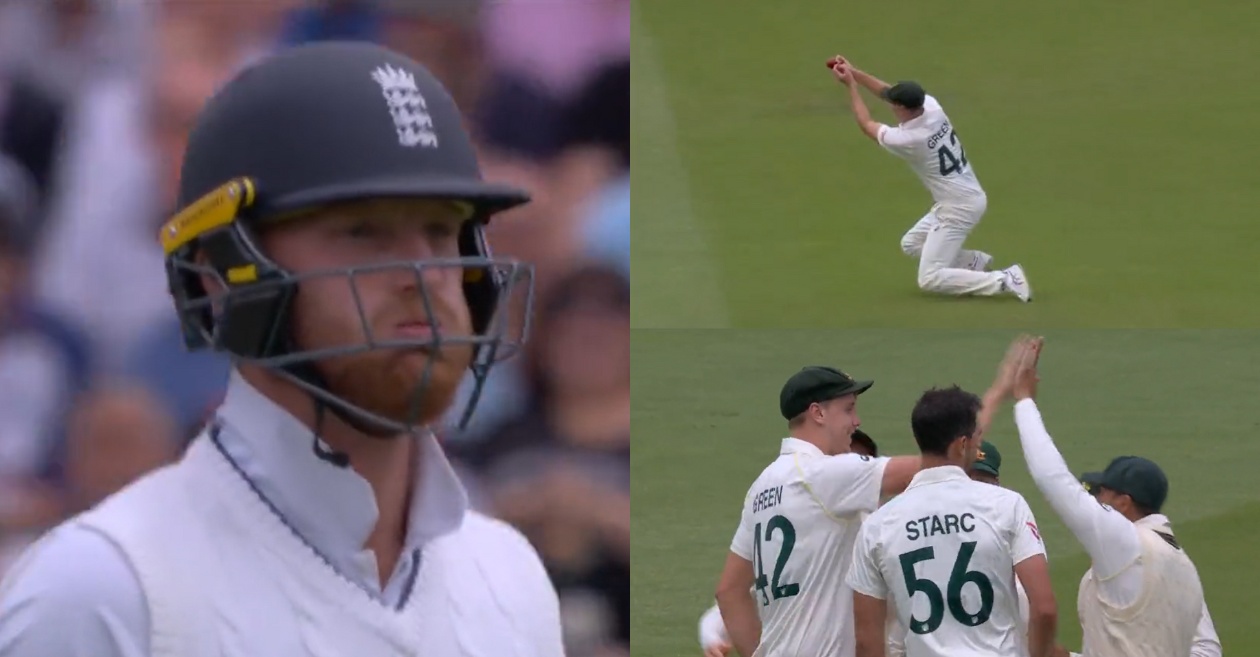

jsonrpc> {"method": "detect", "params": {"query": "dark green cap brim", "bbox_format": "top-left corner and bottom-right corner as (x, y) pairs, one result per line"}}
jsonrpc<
(810, 379), (874, 406)
(779, 376), (873, 420)
(972, 462), (1000, 477)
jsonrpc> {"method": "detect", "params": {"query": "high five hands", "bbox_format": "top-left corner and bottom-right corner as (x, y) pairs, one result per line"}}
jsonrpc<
(987, 334), (1043, 402)
(1011, 334), (1044, 401)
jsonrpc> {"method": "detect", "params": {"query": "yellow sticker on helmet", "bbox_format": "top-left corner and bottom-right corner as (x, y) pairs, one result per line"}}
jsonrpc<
(159, 178), (257, 255)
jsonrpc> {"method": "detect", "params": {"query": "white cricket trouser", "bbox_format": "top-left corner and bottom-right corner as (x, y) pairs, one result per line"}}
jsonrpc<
(899, 198), (1005, 296)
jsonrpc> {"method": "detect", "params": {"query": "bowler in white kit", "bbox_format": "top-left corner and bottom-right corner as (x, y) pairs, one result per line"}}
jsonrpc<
(828, 55), (1032, 302)
(847, 385), (1058, 657)
(714, 366), (922, 657)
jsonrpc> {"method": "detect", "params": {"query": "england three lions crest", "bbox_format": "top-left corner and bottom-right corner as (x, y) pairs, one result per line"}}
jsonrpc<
(370, 64), (438, 149)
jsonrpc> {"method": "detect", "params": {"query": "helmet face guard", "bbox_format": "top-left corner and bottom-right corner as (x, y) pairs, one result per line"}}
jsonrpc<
(161, 177), (534, 434)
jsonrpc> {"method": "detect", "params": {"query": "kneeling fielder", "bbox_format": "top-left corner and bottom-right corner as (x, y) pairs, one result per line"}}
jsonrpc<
(827, 56), (1032, 302)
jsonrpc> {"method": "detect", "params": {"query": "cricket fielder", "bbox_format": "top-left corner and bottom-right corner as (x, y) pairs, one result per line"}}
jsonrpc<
(964, 440), (1031, 634)
(847, 387), (1057, 657)
(714, 367), (924, 657)
(699, 438), (1030, 657)
(0, 42), (563, 656)
(827, 56), (1032, 302)
(883, 439), (1040, 657)
(1010, 336), (1219, 657)
(703, 339), (1032, 657)
(698, 429), (882, 657)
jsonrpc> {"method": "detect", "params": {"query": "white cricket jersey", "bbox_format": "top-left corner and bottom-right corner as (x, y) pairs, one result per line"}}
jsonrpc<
(847, 466), (1046, 657)
(877, 95), (985, 206)
(728, 438), (890, 657)
(1013, 399), (1218, 657)
(1078, 524), (1204, 657)
(887, 576), (1029, 657)
(0, 372), (564, 657)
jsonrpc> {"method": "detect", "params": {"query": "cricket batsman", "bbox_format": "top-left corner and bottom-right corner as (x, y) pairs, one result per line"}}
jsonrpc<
(0, 42), (564, 656)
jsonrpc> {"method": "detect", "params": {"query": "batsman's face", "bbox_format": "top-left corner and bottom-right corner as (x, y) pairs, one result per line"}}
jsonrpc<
(263, 198), (475, 427)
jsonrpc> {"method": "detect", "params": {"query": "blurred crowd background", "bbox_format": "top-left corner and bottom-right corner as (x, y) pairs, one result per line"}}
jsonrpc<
(0, 0), (628, 655)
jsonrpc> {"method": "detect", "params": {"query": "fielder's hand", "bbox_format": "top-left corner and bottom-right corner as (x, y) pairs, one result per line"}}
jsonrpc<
(990, 334), (1032, 398)
(1012, 336), (1044, 401)
(831, 63), (855, 85)
(825, 54), (849, 69)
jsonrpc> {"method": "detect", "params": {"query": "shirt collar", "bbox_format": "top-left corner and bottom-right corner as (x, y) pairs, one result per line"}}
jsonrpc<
(907, 464), (970, 489)
(214, 369), (469, 564)
(899, 110), (932, 129)
(1136, 513), (1174, 534)
(780, 437), (824, 457)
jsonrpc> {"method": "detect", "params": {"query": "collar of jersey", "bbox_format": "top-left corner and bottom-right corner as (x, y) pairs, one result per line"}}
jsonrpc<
(1135, 512), (1174, 533)
(898, 113), (930, 129)
(907, 464), (970, 488)
(780, 437), (824, 457)
(213, 369), (469, 586)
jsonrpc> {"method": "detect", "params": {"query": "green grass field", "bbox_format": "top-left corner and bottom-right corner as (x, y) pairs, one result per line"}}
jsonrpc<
(631, 0), (1260, 653)
(631, 330), (1260, 655)
(631, 0), (1260, 329)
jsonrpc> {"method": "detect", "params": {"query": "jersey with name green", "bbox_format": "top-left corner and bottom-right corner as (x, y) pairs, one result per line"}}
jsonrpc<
(847, 466), (1045, 657)
(728, 438), (889, 657)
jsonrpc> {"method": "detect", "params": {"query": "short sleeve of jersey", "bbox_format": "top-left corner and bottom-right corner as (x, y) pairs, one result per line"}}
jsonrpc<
(844, 522), (887, 600)
(1010, 495), (1047, 565)
(729, 499), (756, 561)
(802, 454), (889, 518)
(876, 125), (916, 156)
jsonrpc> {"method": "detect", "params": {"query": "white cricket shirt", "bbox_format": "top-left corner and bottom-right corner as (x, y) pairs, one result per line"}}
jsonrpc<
(877, 95), (986, 206)
(728, 438), (890, 657)
(1014, 399), (1220, 657)
(886, 573), (1029, 657)
(0, 370), (564, 656)
(847, 466), (1045, 657)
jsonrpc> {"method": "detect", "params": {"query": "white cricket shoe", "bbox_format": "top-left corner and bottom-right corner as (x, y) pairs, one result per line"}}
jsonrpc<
(972, 252), (994, 272)
(1002, 264), (1032, 302)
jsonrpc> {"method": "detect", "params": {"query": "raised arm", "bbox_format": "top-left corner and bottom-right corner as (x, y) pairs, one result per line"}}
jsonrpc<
(1010, 339), (1141, 584)
(853, 68), (892, 99)
(827, 56), (891, 98)
(976, 337), (1027, 441)
(806, 453), (921, 518)
(830, 64), (882, 142)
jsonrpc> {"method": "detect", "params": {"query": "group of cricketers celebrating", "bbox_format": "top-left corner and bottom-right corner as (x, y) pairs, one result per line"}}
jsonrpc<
(698, 334), (1220, 657)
